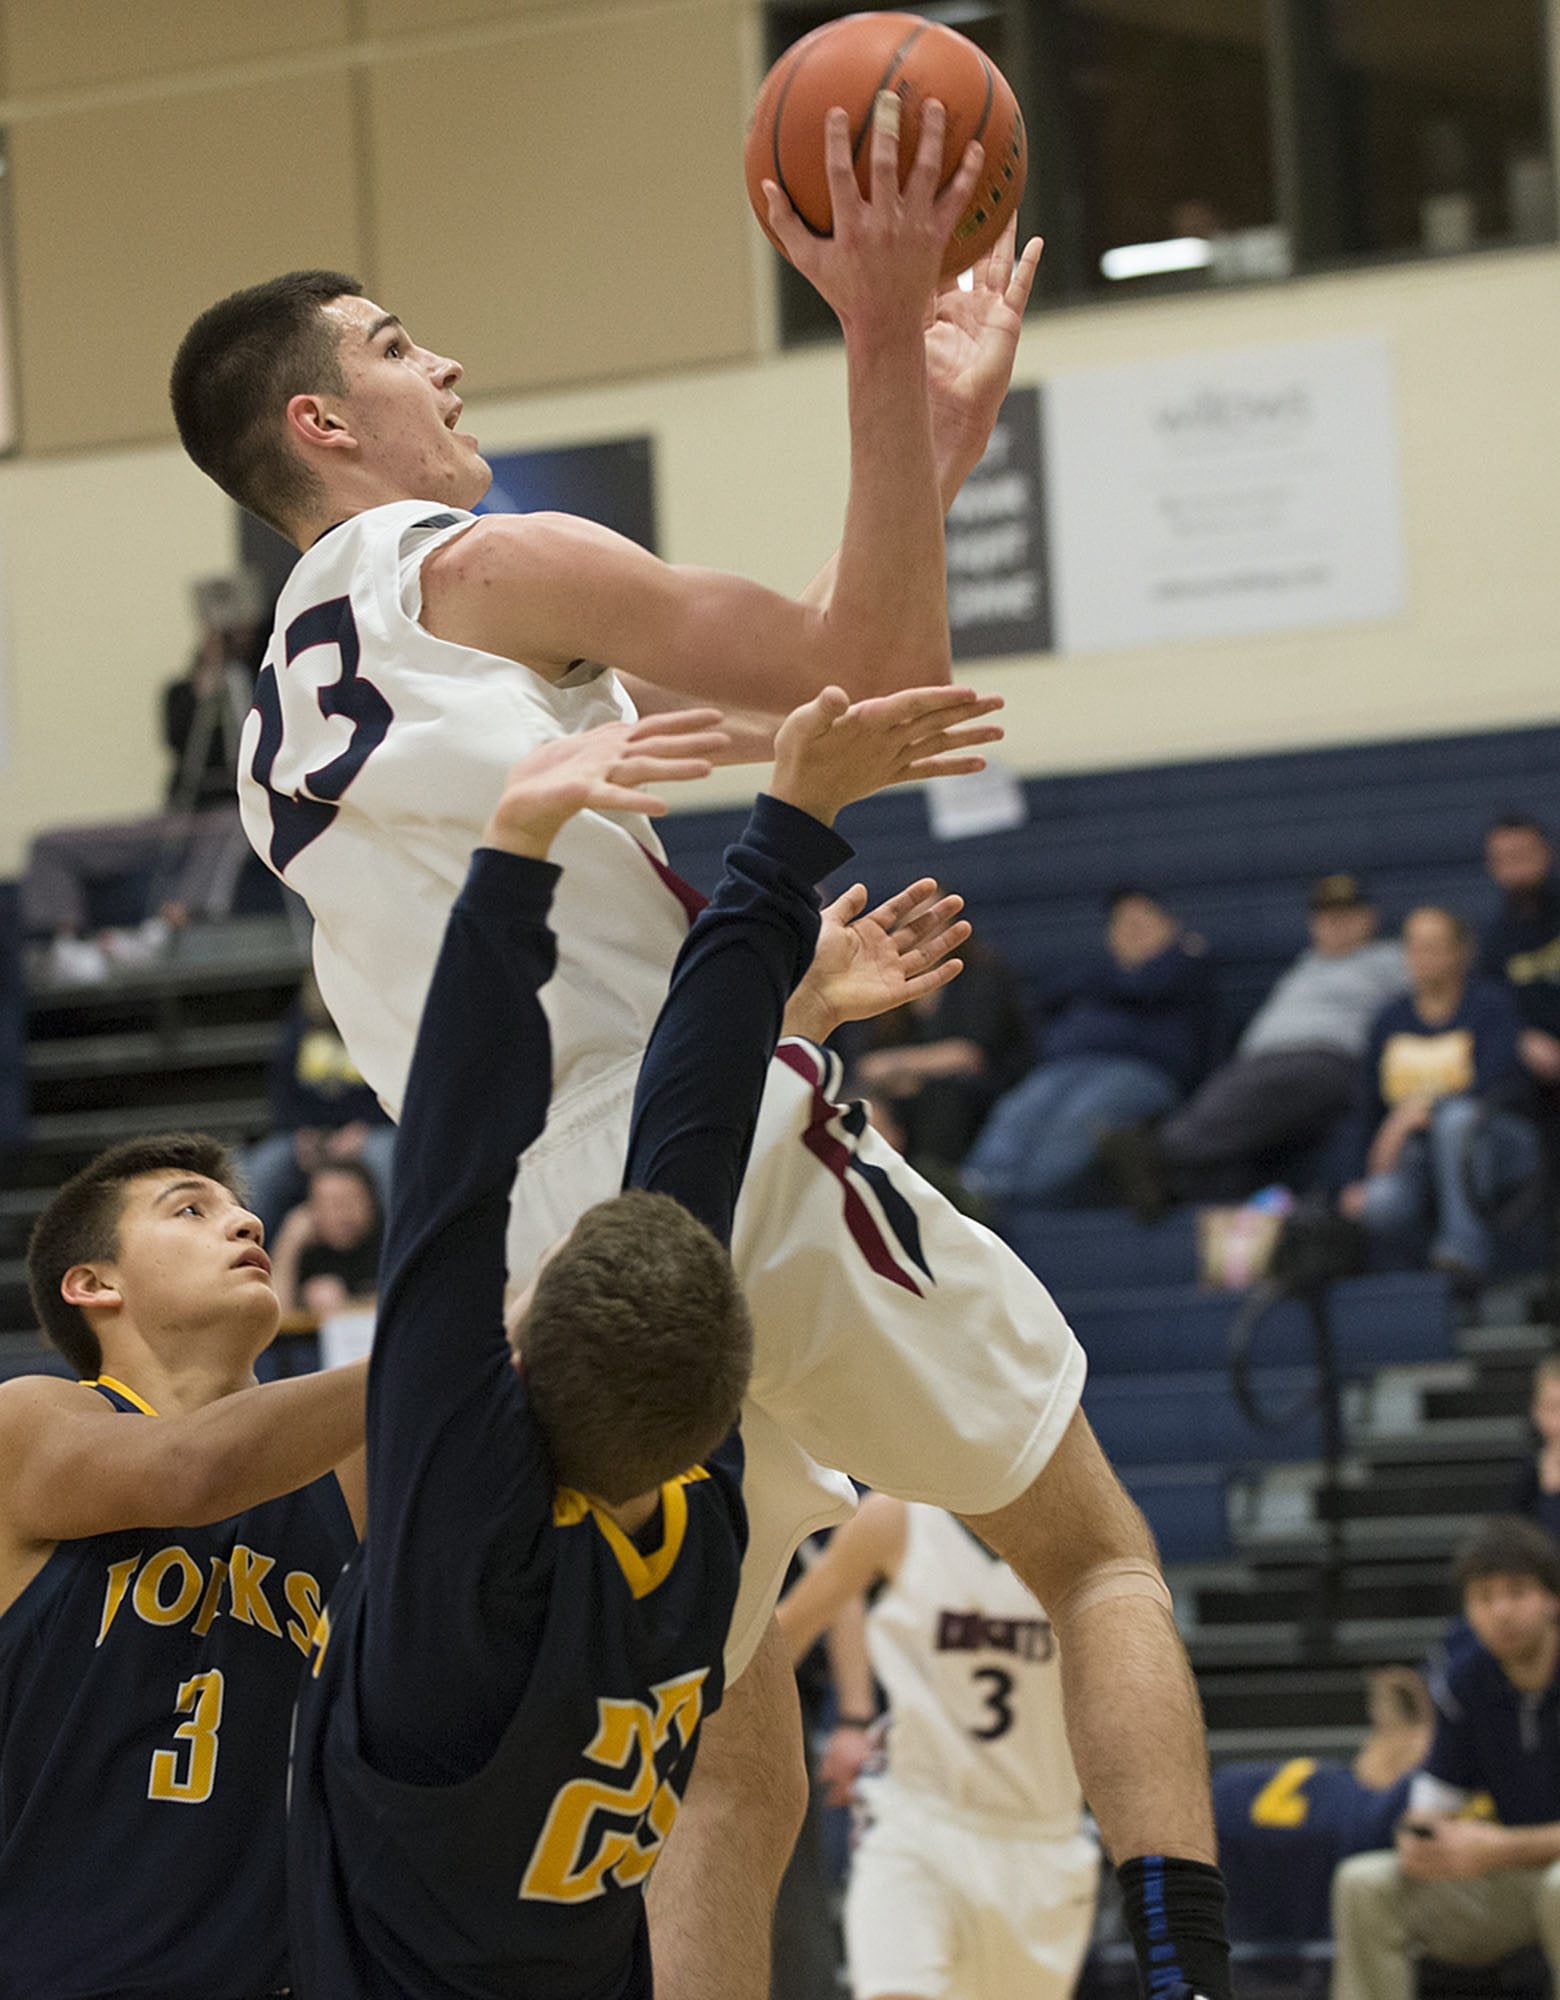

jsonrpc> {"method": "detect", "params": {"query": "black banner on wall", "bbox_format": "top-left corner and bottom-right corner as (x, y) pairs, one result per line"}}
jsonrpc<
(946, 385), (1051, 662)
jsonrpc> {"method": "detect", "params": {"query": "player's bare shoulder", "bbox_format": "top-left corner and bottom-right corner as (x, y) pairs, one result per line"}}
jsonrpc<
(417, 511), (661, 679)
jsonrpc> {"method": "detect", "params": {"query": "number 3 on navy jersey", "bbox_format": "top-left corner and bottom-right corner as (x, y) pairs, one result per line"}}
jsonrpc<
(249, 597), (392, 872)
(148, 1669), (225, 1804)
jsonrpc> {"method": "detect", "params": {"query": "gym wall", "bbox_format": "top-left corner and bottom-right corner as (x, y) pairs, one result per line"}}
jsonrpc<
(0, 0), (1556, 870)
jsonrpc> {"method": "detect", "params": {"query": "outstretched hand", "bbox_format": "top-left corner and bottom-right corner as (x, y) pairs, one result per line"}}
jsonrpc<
(784, 877), (971, 1043)
(926, 216), (1044, 494)
(770, 683), (1004, 827)
(482, 709), (729, 860)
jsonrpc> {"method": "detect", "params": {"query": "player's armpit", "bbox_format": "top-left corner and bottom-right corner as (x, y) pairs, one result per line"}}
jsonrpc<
(333, 1444), (368, 1539)
(418, 513), (944, 709)
(0, 1365), (367, 1546)
(775, 1493), (908, 1663)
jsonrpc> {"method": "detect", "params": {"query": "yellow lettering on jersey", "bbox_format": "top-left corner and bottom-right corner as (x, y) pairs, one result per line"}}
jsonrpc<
(310, 1603), (332, 1678)
(520, 1671), (708, 1904)
(1250, 1757), (1318, 1828)
(226, 1545), (283, 1636)
(285, 1570), (325, 1660)
(191, 1556), (230, 1638)
(96, 1555), (142, 1647)
(133, 1546), (204, 1627)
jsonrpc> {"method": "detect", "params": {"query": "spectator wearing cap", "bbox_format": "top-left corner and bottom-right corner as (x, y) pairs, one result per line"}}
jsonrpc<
(1097, 874), (1406, 1219)
(1481, 816), (1560, 1095)
(1331, 1517), (1560, 2000)
(962, 887), (1212, 1206)
(1339, 906), (1541, 1284)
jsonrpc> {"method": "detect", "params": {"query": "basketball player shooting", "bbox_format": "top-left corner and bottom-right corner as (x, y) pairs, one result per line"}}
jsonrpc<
(287, 685), (984, 1998)
(172, 95), (1229, 2000)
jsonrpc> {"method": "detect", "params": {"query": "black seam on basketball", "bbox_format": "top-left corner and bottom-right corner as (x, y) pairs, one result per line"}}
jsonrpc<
(971, 55), (995, 149)
(770, 43), (821, 235)
(850, 22), (927, 169)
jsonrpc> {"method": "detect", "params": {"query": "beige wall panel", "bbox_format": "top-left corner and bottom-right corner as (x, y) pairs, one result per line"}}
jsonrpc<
(11, 73), (363, 452)
(367, 2), (756, 391)
(0, 0), (351, 95)
(362, 0), (748, 38)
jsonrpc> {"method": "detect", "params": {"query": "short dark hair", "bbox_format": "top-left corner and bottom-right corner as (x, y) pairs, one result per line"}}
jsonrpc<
(1454, 1516), (1560, 1600)
(170, 270), (360, 536)
(1487, 814), (1551, 842)
(27, 1135), (242, 1379)
(516, 1190), (753, 1505)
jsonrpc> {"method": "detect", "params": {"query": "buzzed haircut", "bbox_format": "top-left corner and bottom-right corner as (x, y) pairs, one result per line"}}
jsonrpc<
(1454, 1516), (1560, 1601)
(27, 1135), (242, 1380)
(516, 1189), (753, 1505)
(170, 270), (361, 537)
(1488, 814), (1551, 842)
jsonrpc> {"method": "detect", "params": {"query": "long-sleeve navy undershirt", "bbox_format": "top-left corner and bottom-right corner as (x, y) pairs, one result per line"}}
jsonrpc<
(357, 792), (852, 1784)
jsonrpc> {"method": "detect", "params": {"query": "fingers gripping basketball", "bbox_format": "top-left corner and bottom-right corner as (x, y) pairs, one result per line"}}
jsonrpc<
(745, 12), (1028, 282)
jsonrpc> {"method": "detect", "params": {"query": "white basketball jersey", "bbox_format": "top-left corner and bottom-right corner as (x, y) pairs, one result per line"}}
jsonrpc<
(868, 1504), (1082, 1830)
(237, 502), (693, 1124)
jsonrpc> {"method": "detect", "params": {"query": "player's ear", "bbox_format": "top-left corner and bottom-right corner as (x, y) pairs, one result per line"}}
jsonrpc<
(60, 1263), (124, 1315)
(286, 393), (355, 451)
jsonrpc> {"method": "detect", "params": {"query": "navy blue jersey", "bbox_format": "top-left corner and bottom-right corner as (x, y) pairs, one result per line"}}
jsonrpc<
(1212, 1757), (1411, 1943)
(289, 795), (851, 2000)
(0, 1378), (353, 2000)
(1425, 1636), (1560, 1825)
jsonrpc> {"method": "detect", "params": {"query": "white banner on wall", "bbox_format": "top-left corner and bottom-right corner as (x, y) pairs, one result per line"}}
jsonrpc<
(1043, 334), (1405, 653)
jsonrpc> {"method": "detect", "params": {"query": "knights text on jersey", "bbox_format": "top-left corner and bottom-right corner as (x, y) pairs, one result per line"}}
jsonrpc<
(287, 1436), (744, 2000)
(237, 501), (692, 1122)
(0, 1381), (353, 2000)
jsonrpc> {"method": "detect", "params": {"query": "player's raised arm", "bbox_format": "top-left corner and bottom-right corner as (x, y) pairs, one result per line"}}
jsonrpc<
(621, 684), (1003, 1239)
(776, 1494), (908, 1663)
(0, 1362), (367, 1548)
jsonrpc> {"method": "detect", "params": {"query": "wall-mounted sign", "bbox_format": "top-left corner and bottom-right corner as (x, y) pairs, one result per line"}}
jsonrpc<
(1043, 334), (1404, 652)
(947, 385), (1051, 661)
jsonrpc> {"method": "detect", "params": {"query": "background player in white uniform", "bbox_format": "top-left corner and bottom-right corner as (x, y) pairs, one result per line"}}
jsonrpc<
(780, 1497), (1099, 2000)
(171, 105), (1229, 2000)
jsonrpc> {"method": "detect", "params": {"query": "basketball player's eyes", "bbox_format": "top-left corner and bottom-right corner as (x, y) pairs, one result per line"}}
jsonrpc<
(385, 341), (401, 359)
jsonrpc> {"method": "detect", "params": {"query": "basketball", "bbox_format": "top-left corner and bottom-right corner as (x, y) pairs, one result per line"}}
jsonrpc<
(745, 12), (1027, 283)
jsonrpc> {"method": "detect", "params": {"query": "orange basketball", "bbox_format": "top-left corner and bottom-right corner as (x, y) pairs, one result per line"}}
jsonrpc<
(745, 12), (1027, 283)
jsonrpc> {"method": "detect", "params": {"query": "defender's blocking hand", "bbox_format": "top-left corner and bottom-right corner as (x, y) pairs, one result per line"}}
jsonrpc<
(770, 684), (1004, 828)
(783, 877), (971, 1043)
(482, 710), (728, 860)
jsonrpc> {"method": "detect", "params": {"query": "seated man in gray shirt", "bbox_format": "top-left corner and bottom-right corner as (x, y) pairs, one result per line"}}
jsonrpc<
(1100, 874), (1406, 1218)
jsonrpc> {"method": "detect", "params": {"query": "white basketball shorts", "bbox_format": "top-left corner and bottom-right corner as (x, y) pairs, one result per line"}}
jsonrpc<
(509, 1040), (1088, 1678)
(846, 1778), (1100, 2000)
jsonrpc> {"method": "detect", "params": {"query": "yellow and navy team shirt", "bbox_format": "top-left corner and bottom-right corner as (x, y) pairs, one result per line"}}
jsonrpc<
(0, 1375), (352, 2000)
(288, 795), (849, 2000)
(1363, 977), (1528, 1122)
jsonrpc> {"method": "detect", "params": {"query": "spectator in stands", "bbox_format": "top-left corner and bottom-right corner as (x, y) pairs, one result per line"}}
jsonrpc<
(269, 1160), (382, 1321)
(1214, 1667), (1433, 1946)
(841, 936), (1031, 1178)
(1331, 1518), (1560, 2000)
(1512, 1355), (1560, 1545)
(240, 972), (395, 1239)
(24, 572), (263, 983)
(1482, 815), (1560, 1097)
(1098, 874), (1406, 1219)
(963, 888), (1212, 1205)
(1339, 906), (1541, 1286)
